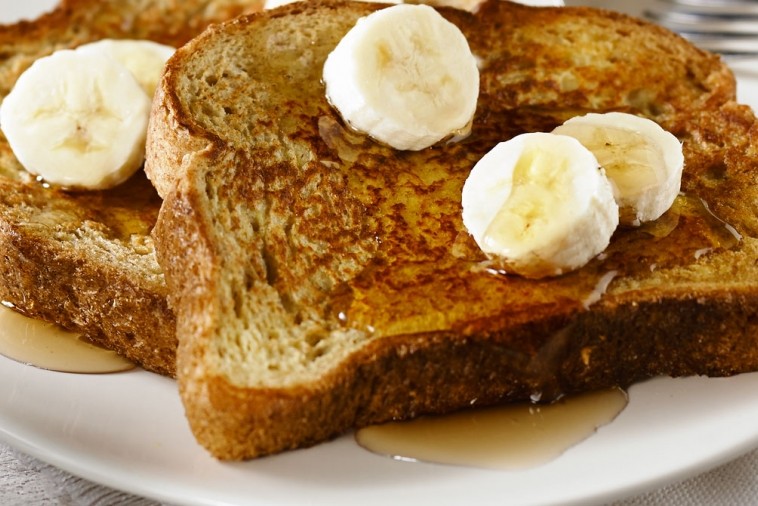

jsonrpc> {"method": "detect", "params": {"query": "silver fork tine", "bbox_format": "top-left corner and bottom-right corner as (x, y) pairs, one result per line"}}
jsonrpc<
(647, 11), (758, 35)
(645, 0), (758, 56)
(676, 36), (758, 55)
(658, 0), (758, 15)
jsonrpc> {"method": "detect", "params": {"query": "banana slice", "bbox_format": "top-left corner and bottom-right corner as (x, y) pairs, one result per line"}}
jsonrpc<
(0, 49), (151, 189)
(514, 0), (564, 5)
(265, 0), (400, 9)
(552, 112), (684, 226)
(462, 132), (619, 279)
(322, 4), (479, 151)
(263, 0), (297, 9)
(76, 39), (175, 97)
(420, 0), (563, 12)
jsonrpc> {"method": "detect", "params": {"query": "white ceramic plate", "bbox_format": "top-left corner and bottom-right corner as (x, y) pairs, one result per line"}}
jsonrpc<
(0, 75), (756, 506)
(1, 2), (758, 505)
(2, 356), (758, 506)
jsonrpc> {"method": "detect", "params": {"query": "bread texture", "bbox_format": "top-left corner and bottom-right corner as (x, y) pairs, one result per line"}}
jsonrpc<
(0, 0), (263, 376)
(146, 0), (758, 458)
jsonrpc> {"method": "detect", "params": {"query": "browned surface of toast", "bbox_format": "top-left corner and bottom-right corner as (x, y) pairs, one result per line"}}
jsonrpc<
(147, 0), (758, 458)
(0, 0), (263, 376)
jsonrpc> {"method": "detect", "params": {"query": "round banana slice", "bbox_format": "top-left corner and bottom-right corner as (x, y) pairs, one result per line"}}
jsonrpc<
(0, 49), (151, 189)
(552, 112), (684, 226)
(462, 132), (619, 279)
(263, 0), (297, 9)
(76, 39), (175, 97)
(422, 0), (563, 12)
(322, 4), (479, 151)
(265, 0), (400, 9)
(514, 0), (564, 5)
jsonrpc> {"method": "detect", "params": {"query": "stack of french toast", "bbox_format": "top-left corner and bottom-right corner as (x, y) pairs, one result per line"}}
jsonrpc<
(0, 0), (755, 460)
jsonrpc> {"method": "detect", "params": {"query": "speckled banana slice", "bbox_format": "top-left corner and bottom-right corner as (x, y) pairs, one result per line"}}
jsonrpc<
(553, 112), (684, 226)
(265, 0), (400, 9)
(515, 0), (564, 5)
(462, 132), (619, 279)
(76, 39), (175, 97)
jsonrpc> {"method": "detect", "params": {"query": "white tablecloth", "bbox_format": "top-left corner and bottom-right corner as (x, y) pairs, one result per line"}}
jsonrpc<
(3, 0), (758, 504)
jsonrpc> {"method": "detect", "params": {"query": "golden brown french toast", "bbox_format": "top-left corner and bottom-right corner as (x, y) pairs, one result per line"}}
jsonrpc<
(0, 0), (263, 376)
(147, 0), (758, 459)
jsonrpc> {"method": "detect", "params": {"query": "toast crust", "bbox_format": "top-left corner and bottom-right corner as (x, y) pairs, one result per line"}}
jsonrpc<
(0, 0), (263, 376)
(148, 0), (758, 458)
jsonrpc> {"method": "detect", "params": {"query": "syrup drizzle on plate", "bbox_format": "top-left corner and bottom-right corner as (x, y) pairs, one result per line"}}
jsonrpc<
(356, 388), (628, 470)
(0, 303), (134, 374)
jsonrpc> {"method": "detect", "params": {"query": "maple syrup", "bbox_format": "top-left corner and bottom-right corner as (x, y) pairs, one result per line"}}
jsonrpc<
(356, 388), (628, 470)
(0, 304), (134, 373)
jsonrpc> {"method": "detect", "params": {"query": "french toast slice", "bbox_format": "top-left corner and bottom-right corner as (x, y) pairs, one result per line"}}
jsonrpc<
(147, 0), (758, 459)
(0, 0), (263, 376)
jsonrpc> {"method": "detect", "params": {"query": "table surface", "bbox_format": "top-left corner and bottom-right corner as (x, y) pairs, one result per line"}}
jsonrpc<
(3, 0), (758, 505)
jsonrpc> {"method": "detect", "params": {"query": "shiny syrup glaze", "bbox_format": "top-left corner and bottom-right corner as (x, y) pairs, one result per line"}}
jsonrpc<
(0, 303), (134, 374)
(356, 388), (628, 470)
